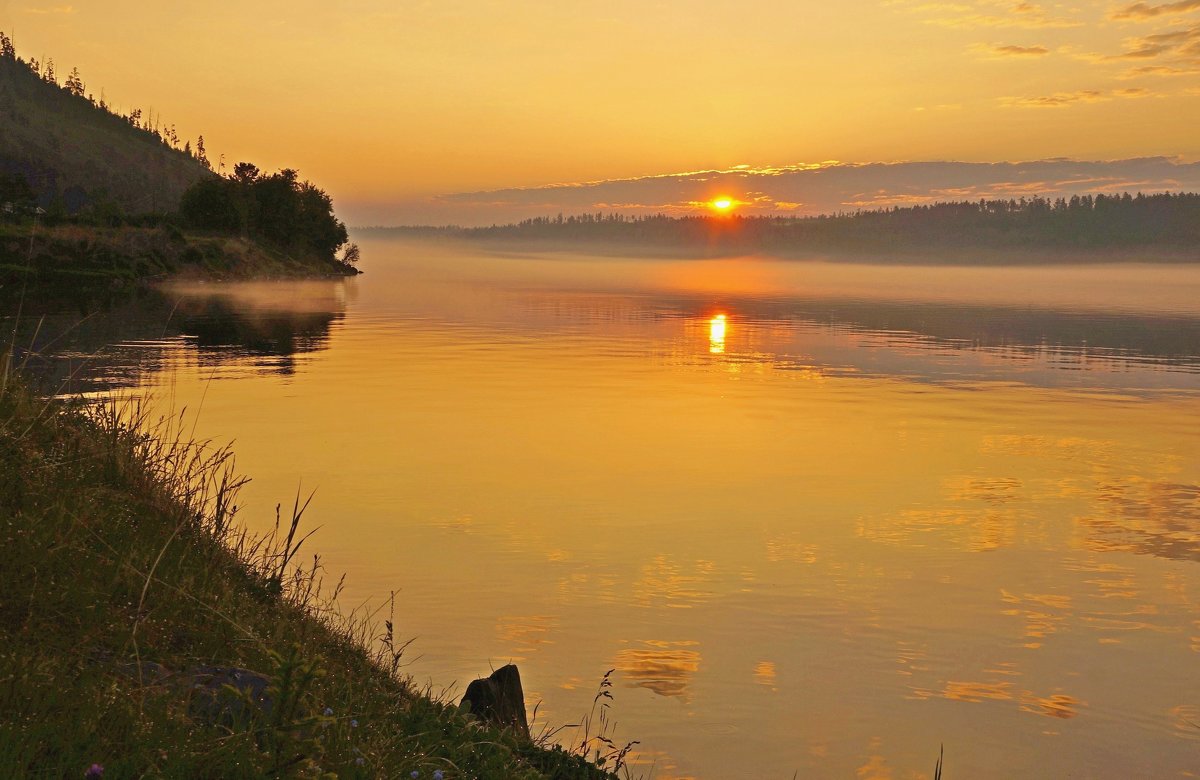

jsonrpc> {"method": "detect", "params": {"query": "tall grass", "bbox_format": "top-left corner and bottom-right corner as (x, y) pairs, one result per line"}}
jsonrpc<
(0, 375), (618, 778)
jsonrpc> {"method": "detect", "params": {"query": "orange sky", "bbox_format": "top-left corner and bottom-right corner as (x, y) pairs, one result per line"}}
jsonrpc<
(4, 1), (1200, 223)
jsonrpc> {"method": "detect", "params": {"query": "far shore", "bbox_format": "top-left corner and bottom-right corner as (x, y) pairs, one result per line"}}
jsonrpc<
(353, 226), (1200, 267)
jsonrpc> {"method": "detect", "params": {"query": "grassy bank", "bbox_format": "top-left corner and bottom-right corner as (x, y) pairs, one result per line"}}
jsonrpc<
(0, 222), (359, 289)
(0, 368), (620, 778)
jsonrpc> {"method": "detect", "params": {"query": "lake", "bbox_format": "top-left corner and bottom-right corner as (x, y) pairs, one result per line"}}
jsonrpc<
(9, 237), (1200, 778)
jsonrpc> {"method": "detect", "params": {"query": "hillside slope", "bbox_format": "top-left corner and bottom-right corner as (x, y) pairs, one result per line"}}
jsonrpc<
(0, 378), (617, 778)
(0, 52), (211, 214)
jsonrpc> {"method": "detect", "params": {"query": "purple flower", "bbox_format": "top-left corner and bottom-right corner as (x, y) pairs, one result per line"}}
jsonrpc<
(323, 707), (334, 716)
(350, 718), (358, 728)
(85, 766), (104, 780)
(433, 771), (445, 780)
(355, 757), (366, 767)
(411, 772), (420, 779)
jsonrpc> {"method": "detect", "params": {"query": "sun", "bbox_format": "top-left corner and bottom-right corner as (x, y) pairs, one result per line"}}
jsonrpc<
(709, 197), (735, 213)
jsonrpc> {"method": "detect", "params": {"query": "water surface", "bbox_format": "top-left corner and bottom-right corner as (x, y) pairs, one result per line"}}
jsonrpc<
(10, 240), (1200, 778)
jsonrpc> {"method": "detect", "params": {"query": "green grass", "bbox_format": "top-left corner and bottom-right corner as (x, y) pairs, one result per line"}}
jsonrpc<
(0, 367), (623, 779)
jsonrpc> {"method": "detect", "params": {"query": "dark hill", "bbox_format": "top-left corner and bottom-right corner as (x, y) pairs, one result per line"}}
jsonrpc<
(0, 51), (211, 214)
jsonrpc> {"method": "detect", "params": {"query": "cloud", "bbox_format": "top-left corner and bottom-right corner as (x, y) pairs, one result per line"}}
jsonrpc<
(993, 43), (1049, 55)
(912, 102), (965, 111)
(1002, 87), (1153, 107)
(22, 5), (75, 13)
(1140, 24), (1200, 46)
(1111, 0), (1200, 21)
(891, 0), (1083, 29)
(1121, 63), (1200, 76)
(1072, 23), (1200, 71)
(1123, 24), (1200, 55)
(1001, 89), (1105, 106)
(359, 158), (1200, 225)
(971, 42), (1051, 58)
(1108, 42), (1175, 59)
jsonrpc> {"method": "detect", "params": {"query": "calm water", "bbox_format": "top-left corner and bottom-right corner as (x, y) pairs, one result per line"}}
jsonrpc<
(10, 239), (1200, 778)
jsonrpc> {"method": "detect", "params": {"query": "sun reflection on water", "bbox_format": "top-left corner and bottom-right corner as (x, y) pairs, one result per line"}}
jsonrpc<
(709, 314), (727, 354)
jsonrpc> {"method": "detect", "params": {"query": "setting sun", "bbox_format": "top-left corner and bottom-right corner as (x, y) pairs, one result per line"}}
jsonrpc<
(710, 197), (734, 213)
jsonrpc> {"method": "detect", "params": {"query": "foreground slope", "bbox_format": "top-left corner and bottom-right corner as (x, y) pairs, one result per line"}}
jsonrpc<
(0, 376), (615, 779)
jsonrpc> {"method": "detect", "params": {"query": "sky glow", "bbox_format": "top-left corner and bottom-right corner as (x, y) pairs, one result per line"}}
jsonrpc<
(6, 1), (1200, 223)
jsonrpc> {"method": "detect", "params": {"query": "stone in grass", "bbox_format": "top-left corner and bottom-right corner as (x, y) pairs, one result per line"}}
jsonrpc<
(460, 664), (529, 738)
(186, 665), (274, 726)
(107, 655), (274, 726)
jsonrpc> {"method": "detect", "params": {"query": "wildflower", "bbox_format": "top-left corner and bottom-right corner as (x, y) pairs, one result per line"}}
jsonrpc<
(411, 772), (420, 779)
(323, 707), (334, 716)
(433, 771), (445, 780)
(355, 757), (366, 767)
(85, 766), (104, 780)
(350, 718), (358, 728)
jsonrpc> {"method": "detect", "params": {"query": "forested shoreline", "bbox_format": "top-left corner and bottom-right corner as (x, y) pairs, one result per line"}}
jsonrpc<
(0, 30), (359, 286)
(373, 192), (1200, 259)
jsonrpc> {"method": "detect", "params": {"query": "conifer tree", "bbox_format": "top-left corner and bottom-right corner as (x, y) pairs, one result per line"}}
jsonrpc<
(65, 67), (86, 97)
(196, 135), (211, 170)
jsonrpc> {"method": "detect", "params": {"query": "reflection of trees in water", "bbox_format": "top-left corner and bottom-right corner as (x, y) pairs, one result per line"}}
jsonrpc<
(1, 284), (345, 394)
(524, 290), (1200, 376)
(695, 295), (1200, 374)
(176, 296), (339, 376)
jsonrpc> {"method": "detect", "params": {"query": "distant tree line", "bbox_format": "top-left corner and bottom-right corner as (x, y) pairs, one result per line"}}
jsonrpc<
(450, 193), (1200, 253)
(180, 162), (357, 266)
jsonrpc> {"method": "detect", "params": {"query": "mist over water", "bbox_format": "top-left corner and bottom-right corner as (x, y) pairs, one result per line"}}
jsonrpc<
(9, 237), (1200, 778)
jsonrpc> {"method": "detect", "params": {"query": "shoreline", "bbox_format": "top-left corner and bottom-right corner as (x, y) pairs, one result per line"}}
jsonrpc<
(0, 371), (617, 778)
(0, 222), (361, 292)
(355, 229), (1200, 266)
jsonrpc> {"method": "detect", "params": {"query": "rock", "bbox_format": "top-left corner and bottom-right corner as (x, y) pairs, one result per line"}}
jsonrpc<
(104, 654), (274, 727)
(186, 665), (274, 726)
(460, 664), (529, 738)
(112, 659), (173, 687)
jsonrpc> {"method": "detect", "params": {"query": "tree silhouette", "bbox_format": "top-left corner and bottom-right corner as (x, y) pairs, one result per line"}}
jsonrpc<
(64, 66), (85, 97)
(233, 162), (260, 185)
(195, 135), (210, 170)
(180, 162), (351, 264)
